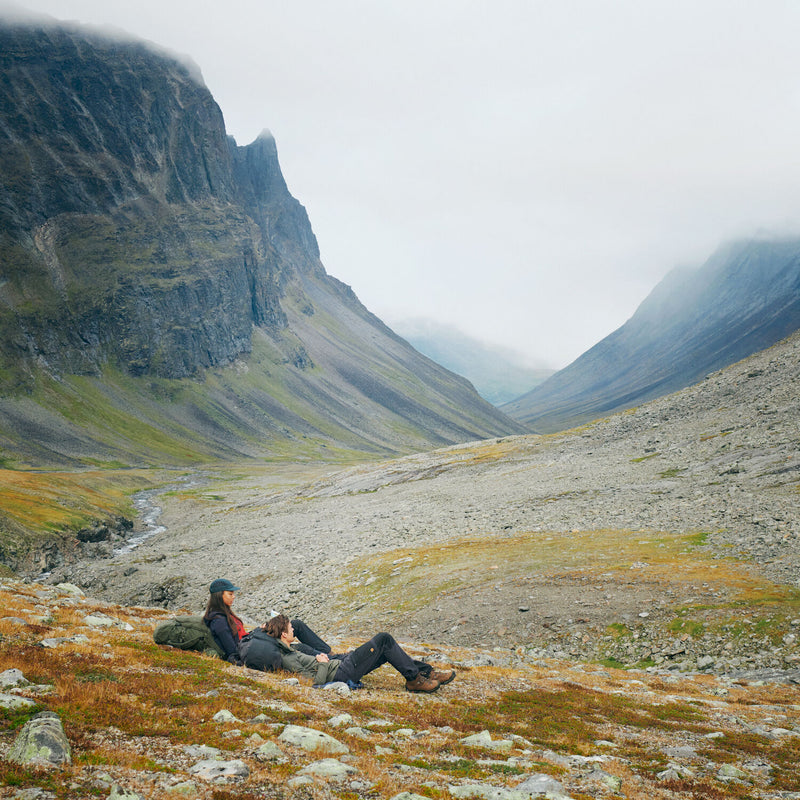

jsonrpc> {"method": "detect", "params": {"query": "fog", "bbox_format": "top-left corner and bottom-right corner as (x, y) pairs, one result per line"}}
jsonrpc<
(6, 0), (800, 367)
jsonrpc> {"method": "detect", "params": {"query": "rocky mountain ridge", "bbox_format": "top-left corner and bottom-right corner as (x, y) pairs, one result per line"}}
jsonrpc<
(0, 16), (523, 468)
(504, 237), (800, 432)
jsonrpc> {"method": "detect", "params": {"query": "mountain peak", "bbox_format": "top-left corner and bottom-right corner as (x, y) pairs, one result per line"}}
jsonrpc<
(0, 16), (524, 466)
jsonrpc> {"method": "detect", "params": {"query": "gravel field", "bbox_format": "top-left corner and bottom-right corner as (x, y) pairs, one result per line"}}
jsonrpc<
(53, 330), (800, 670)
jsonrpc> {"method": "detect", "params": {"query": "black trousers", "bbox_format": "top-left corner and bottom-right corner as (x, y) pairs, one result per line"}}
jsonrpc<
(291, 619), (332, 654)
(330, 632), (423, 683)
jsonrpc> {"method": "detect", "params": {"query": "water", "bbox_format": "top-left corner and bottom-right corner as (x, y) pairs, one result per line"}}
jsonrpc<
(113, 489), (168, 556)
(113, 473), (207, 557)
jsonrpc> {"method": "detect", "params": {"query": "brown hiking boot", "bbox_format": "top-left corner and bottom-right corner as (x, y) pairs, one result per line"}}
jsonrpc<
(429, 669), (455, 685)
(405, 673), (440, 693)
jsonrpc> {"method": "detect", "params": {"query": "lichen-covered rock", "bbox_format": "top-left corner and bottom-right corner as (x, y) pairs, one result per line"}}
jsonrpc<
(278, 724), (349, 754)
(298, 758), (358, 781)
(0, 668), (29, 687)
(0, 693), (37, 710)
(188, 759), (249, 782)
(107, 785), (146, 800)
(8, 711), (71, 767)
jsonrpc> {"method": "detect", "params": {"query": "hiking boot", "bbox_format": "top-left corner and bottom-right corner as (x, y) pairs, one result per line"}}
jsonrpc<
(429, 669), (455, 685)
(405, 673), (440, 693)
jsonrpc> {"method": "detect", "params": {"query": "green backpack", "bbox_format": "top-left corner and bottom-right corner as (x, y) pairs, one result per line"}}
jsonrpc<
(153, 615), (224, 658)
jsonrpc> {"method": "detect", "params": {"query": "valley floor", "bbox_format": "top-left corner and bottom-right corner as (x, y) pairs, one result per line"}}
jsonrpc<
(45, 332), (800, 677)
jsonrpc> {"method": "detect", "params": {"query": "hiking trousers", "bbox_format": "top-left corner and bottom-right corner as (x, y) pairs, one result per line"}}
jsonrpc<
(330, 632), (421, 683)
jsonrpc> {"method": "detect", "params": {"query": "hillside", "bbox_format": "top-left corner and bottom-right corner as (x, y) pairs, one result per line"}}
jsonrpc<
(503, 237), (800, 432)
(0, 16), (525, 470)
(2, 578), (799, 799)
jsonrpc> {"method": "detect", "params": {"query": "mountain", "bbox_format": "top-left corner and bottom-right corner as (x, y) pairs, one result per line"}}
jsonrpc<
(0, 16), (526, 467)
(503, 237), (800, 432)
(389, 319), (554, 405)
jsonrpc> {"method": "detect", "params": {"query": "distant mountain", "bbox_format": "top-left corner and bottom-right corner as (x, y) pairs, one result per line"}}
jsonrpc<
(391, 319), (554, 405)
(503, 237), (800, 432)
(0, 16), (526, 467)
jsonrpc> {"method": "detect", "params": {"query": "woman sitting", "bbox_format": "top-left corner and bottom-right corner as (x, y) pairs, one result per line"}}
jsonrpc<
(203, 578), (331, 664)
(265, 613), (455, 693)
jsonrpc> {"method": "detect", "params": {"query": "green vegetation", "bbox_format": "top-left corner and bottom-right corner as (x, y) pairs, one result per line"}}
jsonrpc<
(668, 618), (706, 638)
(630, 452), (659, 462)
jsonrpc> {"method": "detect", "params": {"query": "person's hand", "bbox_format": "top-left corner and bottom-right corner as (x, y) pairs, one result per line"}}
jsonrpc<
(315, 653), (329, 663)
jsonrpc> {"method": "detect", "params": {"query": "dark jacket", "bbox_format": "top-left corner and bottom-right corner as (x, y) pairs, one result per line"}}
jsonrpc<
(204, 610), (242, 664)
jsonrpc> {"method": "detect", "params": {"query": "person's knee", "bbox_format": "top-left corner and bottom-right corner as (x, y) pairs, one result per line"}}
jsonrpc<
(374, 632), (395, 648)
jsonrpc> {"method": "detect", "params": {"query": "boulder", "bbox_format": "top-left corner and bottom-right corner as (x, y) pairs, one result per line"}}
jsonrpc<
(8, 711), (71, 767)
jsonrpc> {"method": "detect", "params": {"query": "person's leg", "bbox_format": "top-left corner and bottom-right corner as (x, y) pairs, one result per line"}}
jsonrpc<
(334, 633), (425, 683)
(290, 619), (331, 654)
(414, 659), (432, 676)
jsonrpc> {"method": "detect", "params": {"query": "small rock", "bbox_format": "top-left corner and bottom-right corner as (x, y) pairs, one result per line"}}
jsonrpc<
(278, 724), (349, 754)
(107, 785), (145, 800)
(0, 693), (37, 710)
(189, 759), (249, 781)
(8, 711), (71, 768)
(0, 668), (29, 687)
(212, 710), (240, 723)
(254, 741), (284, 761)
(299, 758), (358, 780)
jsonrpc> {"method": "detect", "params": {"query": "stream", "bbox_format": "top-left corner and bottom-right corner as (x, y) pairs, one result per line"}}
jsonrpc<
(113, 473), (208, 557)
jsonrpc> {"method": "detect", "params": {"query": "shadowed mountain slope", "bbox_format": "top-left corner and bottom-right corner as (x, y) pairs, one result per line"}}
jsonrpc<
(503, 237), (800, 432)
(0, 16), (525, 467)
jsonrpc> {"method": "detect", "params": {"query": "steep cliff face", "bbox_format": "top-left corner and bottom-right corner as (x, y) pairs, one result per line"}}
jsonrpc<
(504, 237), (800, 432)
(0, 17), (525, 466)
(0, 21), (287, 380)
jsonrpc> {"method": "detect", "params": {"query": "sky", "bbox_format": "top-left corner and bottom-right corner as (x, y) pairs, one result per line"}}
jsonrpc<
(5, 1), (800, 368)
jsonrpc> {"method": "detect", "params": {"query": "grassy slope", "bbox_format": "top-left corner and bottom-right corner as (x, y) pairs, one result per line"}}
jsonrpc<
(0, 579), (798, 799)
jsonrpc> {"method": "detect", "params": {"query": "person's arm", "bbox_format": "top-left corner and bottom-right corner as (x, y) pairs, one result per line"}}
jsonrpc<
(207, 615), (241, 664)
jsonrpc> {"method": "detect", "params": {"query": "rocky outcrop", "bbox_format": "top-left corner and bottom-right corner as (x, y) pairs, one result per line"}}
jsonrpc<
(0, 16), (525, 467)
(504, 237), (800, 432)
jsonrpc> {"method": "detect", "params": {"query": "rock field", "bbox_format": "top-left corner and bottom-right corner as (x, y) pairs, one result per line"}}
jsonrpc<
(47, 330), (800, 677)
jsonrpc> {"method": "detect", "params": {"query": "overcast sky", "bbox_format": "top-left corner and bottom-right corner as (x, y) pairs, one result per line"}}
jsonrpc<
(7, 1), (800, 367)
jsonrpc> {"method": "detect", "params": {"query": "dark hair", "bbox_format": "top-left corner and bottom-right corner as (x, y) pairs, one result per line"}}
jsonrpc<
(265, 614), (290, 639)
(203, 591), (242, 639)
